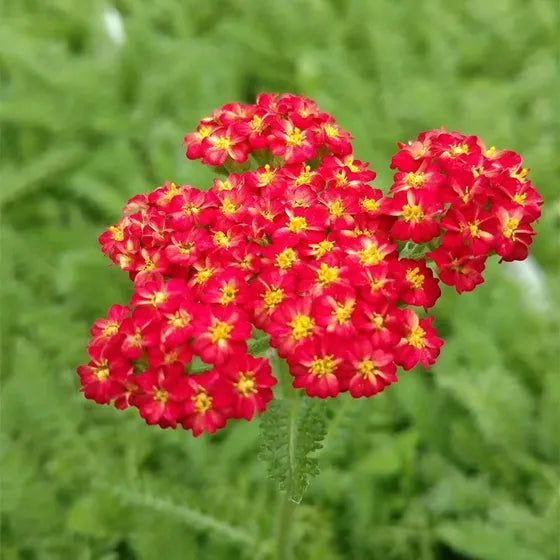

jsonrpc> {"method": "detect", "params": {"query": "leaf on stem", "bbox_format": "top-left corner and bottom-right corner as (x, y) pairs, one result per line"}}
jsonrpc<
(259, 393), (328, 503)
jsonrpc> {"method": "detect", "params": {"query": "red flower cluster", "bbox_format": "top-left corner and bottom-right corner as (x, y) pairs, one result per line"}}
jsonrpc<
(77, 93), (541, 435)
(183, 93), (352, 166)
(387, 131), (542, 293)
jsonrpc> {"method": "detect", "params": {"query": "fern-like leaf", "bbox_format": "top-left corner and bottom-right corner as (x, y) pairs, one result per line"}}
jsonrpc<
(101, 483), (258, 548)
(259, 387), (328, 503)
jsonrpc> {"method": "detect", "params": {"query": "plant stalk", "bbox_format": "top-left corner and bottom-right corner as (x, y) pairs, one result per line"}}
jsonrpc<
(273, 352), (299, 560)
(276, 491), (298, 560)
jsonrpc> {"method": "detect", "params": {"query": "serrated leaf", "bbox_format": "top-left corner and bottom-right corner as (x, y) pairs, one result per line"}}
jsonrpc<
(259, 366), (328, 503)
(103, 483), (257, 548)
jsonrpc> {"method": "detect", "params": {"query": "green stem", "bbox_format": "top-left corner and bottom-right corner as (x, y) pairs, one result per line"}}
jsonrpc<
(276, 491), (298, 560)
(273, 352), (299, 560)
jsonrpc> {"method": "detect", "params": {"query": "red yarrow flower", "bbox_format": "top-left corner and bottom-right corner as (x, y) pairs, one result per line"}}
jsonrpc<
(181, 371), (231, 436)
(396, 258), (441, 310)
(192, 305), (251, 364)
(389, 190), (443, 243)
(132, 368), (191, 428)
(394, 309), (443, 370)
(219, 355), (277, 420)
(268, 297), (320, 358)
(427, 246), (486, 294)
(288, 335), (348, 398)
(89, 304), (129, 348)
(268, 120), (317, 164)
(201, 127), (249, 166)
(345, 338), (397, 398)
(77, 342), (132, 404)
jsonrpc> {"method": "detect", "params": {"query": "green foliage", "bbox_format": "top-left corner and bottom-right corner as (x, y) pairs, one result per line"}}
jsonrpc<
(1, 0), (559, 559)
(259, 389), (328, 503)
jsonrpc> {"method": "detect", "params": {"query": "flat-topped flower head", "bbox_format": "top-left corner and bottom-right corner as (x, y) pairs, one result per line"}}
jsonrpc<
(78, 94), (542, 435)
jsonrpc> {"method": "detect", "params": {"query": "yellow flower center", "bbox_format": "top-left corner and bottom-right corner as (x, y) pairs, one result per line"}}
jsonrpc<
(484, 146), (497, 158)
(102, 321), (119, 337)
(510, 167), (528, 182)
(250, 114), (262, 131)
(467, 221), (481, 238)
(334, 171), (348, 187)
(259, 164), (275, 185)
(263, 286), (284, 310)
(109, 225), (124, 241)
(309, 355), (337, 377)
(369, 278), (385, 293)
(221, 198), (238, 215)
(169, 310), (191, 329)
(295, 165), (312, 186)
(371, 313), (384, 330)
(512, 192), (527, 205)
(288, 216), (308, 233)
(153, 387), (168, 403)
(150, 291), (167, 306)
(177, 241), (194, 254)
(131, 329), (143, 347)
(193, 390), (212, 413)
(162, 182), (178, 201)
(310, 240), (335, 258)
(449, 143), (469, 157)
(328, 199), (345, 217)
(141, 258), (156, 272)
(194, 267), (214, 284)
(260, 209), (273, 222)
(275, 248), (298, 269)
(323, 123), (339, 137)
(219, 285), (238, 305)
(358, 242), (383, 266)
(405, 267), (424, 289)
(405, 171), (425, 188)
(316, 262), (340, 286)
(333, 301), (354, 324)
(353, 227), (372, 237)
(218, 180), (234, 192)
(360, 197), (379, 212)
(407, 326), (426, 349)
(164, 350), (179, 364)
(213, 231), (231, 248)
(214, 136), (232, 150)
(93, 361), (110, 380)
(286, 127), (304, 146)
(183, 203), (200, 215)
(503, 218), (520, 239)
(240, 256), (252, 270)
(208, 321), (233, 344)
(288, 314), (315, 340)
(460, 188), (472, 204)
(234, 372), (257, 396)
(402, 204), (424, 223)
(357, 359), (378, 378)
(344, 157), (360, 172)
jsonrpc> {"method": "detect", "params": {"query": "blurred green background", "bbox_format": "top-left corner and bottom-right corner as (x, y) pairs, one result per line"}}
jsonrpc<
(1, 0), (559, 559)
